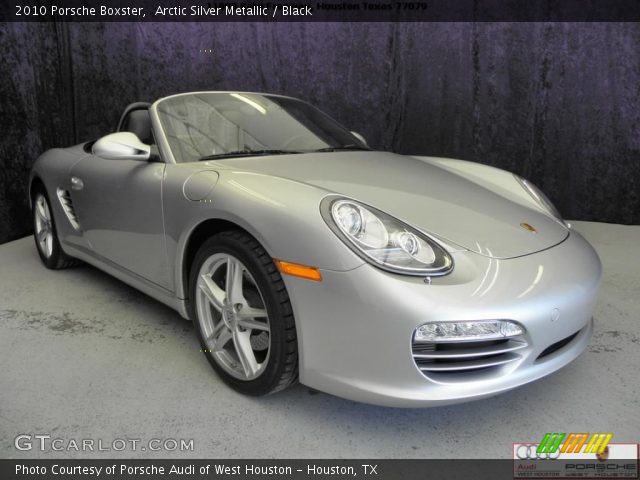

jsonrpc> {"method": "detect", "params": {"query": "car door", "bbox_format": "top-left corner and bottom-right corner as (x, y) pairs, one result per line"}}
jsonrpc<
(68, 154), (171, 290)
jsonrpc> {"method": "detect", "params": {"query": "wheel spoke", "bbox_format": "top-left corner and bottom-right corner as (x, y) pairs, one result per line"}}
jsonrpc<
(35, 205), (46, 222)
(36, 198), (47, 220)
(225, 257), (245, 305)
(203, 315), (225, 342)
(237, 317), (270, 332)
(233, 331), (259, 377)
(236, 306), (267, 319)
(199, 275), (225, 313)
(211, 326), (232, 353)
(37, 228), (48, 243)
(42, 199), (51, 219)
(236, 305), (269, 332)
(45, 234), (53, 257)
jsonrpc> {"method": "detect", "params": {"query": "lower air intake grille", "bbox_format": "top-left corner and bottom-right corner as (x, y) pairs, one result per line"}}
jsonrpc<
(412, 334), (528, 381)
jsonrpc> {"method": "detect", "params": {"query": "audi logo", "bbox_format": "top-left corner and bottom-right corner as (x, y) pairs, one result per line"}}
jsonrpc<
(516, 444), (561, 460)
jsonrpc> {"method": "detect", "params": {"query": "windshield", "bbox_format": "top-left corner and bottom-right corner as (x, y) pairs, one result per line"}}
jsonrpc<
(155, 92), (367, 163)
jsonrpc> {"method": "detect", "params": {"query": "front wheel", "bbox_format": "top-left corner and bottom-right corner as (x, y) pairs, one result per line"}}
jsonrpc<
(32, 189), (78, 269)
(188, 231), (298, 396)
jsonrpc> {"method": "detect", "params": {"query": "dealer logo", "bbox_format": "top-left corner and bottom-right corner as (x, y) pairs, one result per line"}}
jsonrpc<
(516, 444), (561, 460)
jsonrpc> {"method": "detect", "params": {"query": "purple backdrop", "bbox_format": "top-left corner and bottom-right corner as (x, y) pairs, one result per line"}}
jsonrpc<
(1, 22), (639, 244)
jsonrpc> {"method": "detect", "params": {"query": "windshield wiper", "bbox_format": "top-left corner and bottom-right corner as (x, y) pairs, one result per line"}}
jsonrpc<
(199, 149), (300, 161)
(311, 144), (371, 152)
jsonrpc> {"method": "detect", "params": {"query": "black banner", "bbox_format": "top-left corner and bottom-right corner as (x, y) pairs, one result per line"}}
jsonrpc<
(3, 459), (640, 480)
(2, 0), (640, 22)
(4, 459), (498, 479)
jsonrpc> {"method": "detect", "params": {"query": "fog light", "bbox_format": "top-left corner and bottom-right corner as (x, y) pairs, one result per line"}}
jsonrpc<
(414, 320), (524, 343)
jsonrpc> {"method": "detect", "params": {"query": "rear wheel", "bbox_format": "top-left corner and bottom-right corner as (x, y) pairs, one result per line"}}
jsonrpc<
(188, 231), (298, 395)
(32, 189), (78, 269)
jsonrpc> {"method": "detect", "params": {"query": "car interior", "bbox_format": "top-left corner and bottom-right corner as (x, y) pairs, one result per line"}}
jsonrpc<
(117, 102), (154, 145)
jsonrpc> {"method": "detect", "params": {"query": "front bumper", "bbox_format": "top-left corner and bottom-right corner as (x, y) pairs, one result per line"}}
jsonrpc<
(284, 230), (601, 407)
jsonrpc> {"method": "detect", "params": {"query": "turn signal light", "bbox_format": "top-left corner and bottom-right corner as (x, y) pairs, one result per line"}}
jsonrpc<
(274, 259), (322, 282)
(414, 320), (524, 342)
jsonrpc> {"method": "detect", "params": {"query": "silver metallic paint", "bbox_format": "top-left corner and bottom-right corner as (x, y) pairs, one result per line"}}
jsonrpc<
(92, 132), (151, 161)
(285, 230), (599, 406)
(29, 91), (602, 407)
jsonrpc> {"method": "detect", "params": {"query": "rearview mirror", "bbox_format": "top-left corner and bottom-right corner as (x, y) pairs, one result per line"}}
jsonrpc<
(351, 131), (368, 146)
(92, 132), (150, 161)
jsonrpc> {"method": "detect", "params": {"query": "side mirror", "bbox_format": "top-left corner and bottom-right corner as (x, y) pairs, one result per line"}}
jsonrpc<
(351, 131), (368, 146)
(92, 132), (150, 161)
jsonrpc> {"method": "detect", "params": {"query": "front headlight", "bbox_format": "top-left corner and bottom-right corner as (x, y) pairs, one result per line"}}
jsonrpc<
(514, 175), (567, 226)
(320, 197), (453, 276)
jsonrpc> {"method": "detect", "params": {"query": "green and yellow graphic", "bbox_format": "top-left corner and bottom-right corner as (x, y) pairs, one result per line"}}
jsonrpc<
(537, 432), (613, 455)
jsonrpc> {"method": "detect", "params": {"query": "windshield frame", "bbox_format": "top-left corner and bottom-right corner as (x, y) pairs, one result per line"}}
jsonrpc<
(149, 91), (366, 164)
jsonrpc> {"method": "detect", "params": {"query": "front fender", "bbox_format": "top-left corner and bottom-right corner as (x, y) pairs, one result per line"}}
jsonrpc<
(163, 168), (365, 299)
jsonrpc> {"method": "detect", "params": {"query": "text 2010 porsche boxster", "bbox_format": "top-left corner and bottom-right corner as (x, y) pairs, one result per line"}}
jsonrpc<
(29, 92), (601, 407)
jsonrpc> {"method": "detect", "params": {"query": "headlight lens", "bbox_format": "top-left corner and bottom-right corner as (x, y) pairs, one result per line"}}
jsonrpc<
(514, 175), (566, 225)
(414, 320), (524, 343)
(322, 197), (453, 276)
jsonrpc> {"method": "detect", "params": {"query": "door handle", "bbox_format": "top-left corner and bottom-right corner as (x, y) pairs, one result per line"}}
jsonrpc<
(71, 176), (84, 191)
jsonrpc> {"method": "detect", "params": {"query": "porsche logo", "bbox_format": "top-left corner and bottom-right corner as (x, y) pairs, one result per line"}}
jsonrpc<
(520, 222), (537, 233)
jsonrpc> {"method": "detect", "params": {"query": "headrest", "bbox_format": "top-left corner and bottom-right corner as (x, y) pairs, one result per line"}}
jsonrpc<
(122, 110), (153, 145)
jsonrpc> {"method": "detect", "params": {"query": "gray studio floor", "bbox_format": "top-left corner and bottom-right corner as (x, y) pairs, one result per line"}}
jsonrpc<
(1, 221), (638, 459)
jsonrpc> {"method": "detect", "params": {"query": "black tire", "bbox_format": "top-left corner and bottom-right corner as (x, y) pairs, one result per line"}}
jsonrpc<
(32, 188), (79, 270)
(188, 230), (298, 396)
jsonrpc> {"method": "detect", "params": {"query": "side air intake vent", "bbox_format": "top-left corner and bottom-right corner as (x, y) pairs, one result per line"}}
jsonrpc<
(536, 331), (580, 361)
(56, 189), (81, 231)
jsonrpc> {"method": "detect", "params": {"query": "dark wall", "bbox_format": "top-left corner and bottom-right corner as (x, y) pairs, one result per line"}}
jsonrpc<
(1, 22), (639, 244)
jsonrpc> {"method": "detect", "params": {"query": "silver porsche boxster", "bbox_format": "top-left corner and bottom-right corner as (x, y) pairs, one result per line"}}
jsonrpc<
(29, 91), (601, 407)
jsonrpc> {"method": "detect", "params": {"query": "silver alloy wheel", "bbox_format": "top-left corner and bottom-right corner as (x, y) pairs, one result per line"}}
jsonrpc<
(34, 194), (54, 258)
(195, 253), (271, 381)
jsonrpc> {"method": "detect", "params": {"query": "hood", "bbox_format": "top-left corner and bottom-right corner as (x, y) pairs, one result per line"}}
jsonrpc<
(215, 151), (568, 259)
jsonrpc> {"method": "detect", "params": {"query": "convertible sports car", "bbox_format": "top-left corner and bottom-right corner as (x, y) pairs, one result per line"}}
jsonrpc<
(29, 91), (601, 407)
